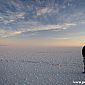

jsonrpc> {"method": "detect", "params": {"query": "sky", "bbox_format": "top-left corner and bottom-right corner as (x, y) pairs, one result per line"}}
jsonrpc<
(0, 0), (85, 47)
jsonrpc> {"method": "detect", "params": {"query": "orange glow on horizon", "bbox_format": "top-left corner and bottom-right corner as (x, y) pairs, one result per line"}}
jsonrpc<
(0, 37), (83, 47)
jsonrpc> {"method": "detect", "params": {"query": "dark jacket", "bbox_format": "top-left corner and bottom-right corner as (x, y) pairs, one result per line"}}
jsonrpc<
(82, 46), (85, 57)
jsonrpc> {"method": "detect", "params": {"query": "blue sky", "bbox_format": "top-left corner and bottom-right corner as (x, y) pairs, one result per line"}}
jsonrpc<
(0, 0), (85, 46)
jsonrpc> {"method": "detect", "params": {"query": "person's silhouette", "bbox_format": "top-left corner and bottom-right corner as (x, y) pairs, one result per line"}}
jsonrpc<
(82, 46), (85, 73)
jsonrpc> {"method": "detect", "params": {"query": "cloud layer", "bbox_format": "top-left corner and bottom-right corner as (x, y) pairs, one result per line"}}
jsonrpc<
(0, 0), (85, 39)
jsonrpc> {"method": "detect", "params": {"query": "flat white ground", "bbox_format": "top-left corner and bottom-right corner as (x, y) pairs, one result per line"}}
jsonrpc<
(0, 47), (85, 85)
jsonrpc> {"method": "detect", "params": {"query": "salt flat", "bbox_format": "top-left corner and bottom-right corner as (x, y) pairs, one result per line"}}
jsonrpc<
(0, 47), (85, 85)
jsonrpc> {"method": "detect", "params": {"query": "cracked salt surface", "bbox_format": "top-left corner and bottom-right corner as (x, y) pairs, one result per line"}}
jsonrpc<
(0, 47), (85, 85)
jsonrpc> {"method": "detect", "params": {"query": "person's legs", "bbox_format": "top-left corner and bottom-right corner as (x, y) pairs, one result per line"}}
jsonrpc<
(83, 58), (85, 73)
(83, 64), (85, 73)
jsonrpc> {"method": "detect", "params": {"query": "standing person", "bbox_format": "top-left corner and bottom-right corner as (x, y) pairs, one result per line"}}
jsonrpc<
(82, 46), (85, 73)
